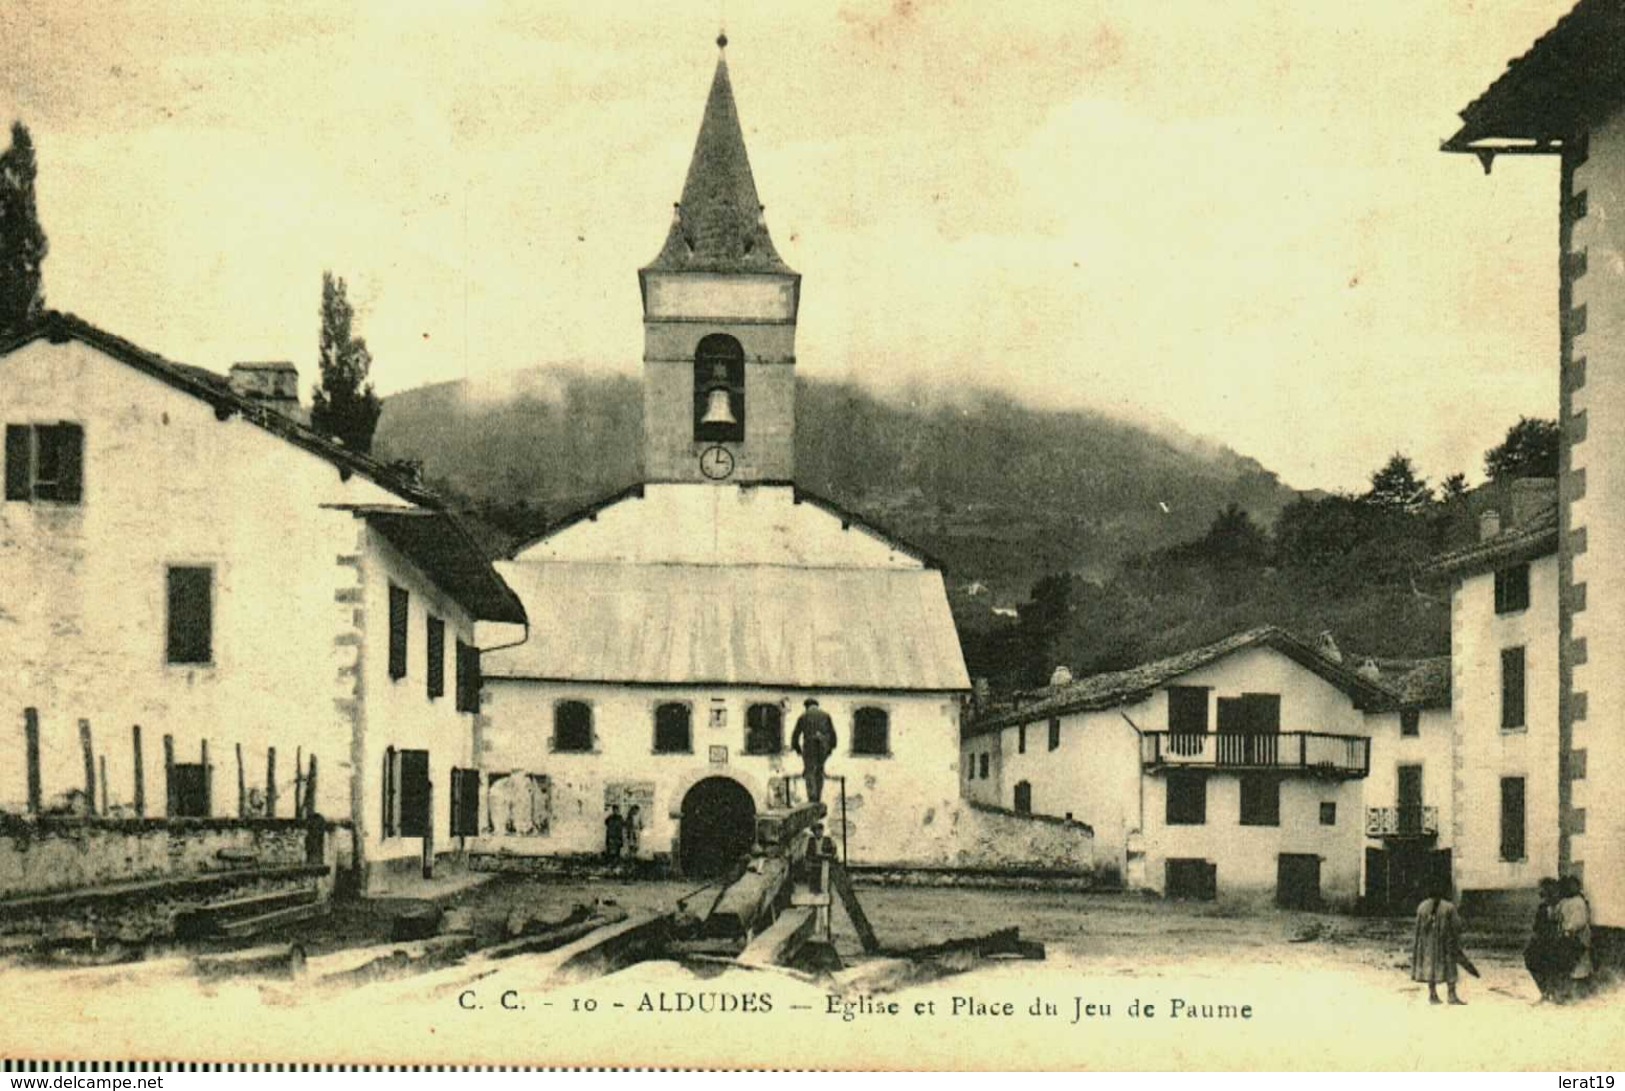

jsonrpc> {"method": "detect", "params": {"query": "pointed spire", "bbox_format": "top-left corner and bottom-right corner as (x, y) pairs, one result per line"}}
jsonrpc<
(644, 42), (792, 275)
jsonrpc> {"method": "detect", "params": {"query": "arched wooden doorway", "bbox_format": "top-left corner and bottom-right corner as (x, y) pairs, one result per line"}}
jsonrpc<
(679, 777), (757, 879)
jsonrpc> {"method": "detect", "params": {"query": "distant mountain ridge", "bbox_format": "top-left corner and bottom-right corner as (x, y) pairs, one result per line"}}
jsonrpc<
(374, 366), (1304, 598)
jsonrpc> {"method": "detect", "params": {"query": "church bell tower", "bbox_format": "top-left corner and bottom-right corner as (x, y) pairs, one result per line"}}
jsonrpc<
(638, 35), (800, 485)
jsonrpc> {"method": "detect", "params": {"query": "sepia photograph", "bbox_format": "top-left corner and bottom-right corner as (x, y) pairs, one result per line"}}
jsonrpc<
(0, 0), (1622, 1073)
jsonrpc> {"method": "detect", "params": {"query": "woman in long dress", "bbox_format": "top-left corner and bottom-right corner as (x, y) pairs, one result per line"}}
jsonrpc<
(1413, 881), (1466, 1005)
(1525, 878), (1563, 1001)
(1556, 875), (1594, 1002)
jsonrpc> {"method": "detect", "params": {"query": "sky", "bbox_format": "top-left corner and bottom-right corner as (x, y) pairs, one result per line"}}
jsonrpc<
(0, 0), (1578, 492)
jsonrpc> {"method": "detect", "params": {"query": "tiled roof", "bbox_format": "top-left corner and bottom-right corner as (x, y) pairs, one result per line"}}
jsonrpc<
(1370, 656), (1452, 711)
(329, 505), (527, 625)
(966, 626), (1395, 737)
(1445, 0), (1625, 151)
(0, 312), (437, 507)
(1423, 503), (1558, 576)
(483, 561), (969, 692)
(642, 52), (794, 276)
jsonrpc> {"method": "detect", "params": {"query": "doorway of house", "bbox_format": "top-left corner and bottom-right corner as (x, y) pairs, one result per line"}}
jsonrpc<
(1277, 853), (1322, 909)
(678, 777), (757, 879)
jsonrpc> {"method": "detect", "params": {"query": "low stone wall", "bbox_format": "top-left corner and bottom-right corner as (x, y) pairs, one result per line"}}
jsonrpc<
(0, 815), (338, 901)
(836, 801), (1097, 876)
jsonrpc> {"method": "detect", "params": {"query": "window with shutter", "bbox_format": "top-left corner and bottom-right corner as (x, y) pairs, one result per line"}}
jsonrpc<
(388, 584), (409, 680)
(853, 707), (890, 756)
(426, 616), (445, 699)
(397, 749), (431, 838)
(166, 566), (214, 665)
(744, 703), (783, 754)
(455, 640), (481, 713)
(5, 423), (84, 503)
(382, 746), (398, 837)
(1501, 646), (1526, 730)
(450, 767), (482, 836)
(1500, 776), (1526, 861)
(554, 701), (593, 752)
(654, 703), (692, 753)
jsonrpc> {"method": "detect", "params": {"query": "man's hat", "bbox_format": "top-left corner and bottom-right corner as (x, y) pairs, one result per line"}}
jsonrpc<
(804, 698), (819, 707)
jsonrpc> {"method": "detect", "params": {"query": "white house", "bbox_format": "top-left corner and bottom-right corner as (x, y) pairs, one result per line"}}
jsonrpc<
(1424, 491), (1561, 906)
(962, 627), (1392, 907)
(1442, 0), (1624, 942)
(0, 313), (526, 891)
(1359, 656), (1453, 912)
(475, 40), (977, 879)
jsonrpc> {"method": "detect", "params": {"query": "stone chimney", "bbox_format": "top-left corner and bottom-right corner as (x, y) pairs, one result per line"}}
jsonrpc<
(1049, 665), (1074, 687)
(1357, 657), (1382, 681)
(228, 362), (304, 423)
(1479, 509), (1502, 541)
(389, 459), (426, 488)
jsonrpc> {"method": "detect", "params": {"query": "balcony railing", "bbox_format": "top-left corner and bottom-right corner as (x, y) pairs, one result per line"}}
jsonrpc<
(1365, 805), (1439, 838)
(1139, 731), (1370, 778)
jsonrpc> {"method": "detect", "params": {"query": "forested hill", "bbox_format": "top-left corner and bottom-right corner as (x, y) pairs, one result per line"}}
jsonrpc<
(373, 367), (1302, 596)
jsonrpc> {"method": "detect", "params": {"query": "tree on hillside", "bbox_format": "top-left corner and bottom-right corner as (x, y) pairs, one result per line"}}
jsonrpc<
(0, 121), (48, 333)
(1440, 472), (1470, 503)
(1365, 453), (1432, 512)
(1192, 503), (1270, 567)
(311, 271), (382, 453)
(1485, 417), (1559, 482)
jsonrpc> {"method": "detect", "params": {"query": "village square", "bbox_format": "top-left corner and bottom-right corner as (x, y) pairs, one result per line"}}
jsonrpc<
(2, 0), (1625, 1070)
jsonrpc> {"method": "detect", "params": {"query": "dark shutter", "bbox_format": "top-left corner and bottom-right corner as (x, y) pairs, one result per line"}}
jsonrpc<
(654, 703), (692, 753)
(455, 640), (481, 713)
(5, 425), (31, 500)
(398, 749), (431, 837)
(1500, 776), (1526, 861)
(166, 567), (213, 664)
(388, 585), (409, 680)
(382, 746), (397, 837)
(450, 767), (481, 837)
(1013, 781), (1032, 815)
(55, 423), (83, 503)
(1166, 771), (1207, 825)
(1501, 647), (1526, 729)
(1239, 775), (1280, 826)
(853, 707), (889, 755)
(426, 616), (445, 699)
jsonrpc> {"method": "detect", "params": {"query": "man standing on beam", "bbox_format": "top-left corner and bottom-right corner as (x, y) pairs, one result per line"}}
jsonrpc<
(791, 698), (837, 804)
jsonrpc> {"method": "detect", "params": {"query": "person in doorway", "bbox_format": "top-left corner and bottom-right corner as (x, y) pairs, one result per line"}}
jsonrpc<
(623, 804), (641, 860)
(604, 804), (624, 862)
(1412, 879), (1466, 1005)
(791, 698), (838, 804)
(1555, 875), (1594, 1002)
(1525, 878), (1563, 1002)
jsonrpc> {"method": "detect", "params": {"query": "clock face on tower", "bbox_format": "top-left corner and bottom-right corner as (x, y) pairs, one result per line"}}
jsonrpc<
(699, 445), (736, 481)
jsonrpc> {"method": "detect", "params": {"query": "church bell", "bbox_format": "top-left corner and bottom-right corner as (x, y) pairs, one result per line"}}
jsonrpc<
(700, 363), (737, 427)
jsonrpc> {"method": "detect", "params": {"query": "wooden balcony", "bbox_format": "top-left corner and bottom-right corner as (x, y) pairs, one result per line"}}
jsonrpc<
(1140, 731), (1370, 778)
(1365, 805), (1439, 839)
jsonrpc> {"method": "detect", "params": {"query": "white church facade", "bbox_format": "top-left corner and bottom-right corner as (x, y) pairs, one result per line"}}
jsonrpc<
(474, 40), (983, 878)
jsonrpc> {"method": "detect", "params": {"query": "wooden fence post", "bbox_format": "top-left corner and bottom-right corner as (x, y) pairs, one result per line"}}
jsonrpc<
(98, 756), (108, 816)
(235, 743), (246, 818)
(266, 747), (277, 818)
(294, 746), (303, 818)
(24, 708), (41, 815)
(200, 739), (211, 817)
(305, 754), (319, 819)
(421, 779), (435, 880)
(78, 719), (96, 817)
(163, 734), (175, 817)
(132, 725), (145, 818)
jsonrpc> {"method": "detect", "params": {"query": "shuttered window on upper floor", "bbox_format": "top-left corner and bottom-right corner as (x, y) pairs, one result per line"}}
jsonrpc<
(388, 584), (409, 681)
(5, 422), (83, 504)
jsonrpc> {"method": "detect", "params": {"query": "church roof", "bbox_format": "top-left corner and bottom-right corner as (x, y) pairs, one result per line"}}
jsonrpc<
(482, 561), (970, 692)
(643, 45), (794, 277)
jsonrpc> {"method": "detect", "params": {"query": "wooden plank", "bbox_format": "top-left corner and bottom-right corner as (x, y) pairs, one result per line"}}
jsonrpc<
(132, 724), (145, 817)
(737, 906), (815, 968)
(830, 860), (879, 954)
(78, 719), (96, 816)
(217, 899), (331, 939)
(193, 943), (307, 980)
(479, 910), (628, 961)
(23, 709), (40, 814)
(0, 864), (331, 916)
(754, 802), (827, 851)
(706, 857), (789, 938)
(304, 754), (318, 819)
(98, 756), (108, 817)
(550, 912), (673, 984)
(235, 743), (246, 817)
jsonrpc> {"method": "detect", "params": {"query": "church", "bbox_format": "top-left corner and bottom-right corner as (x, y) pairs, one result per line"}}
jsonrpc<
(473, 38), (977, 878)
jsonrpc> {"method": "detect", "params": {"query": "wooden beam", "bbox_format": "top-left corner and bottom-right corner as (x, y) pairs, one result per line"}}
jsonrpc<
(235, 743), (246, 818)
(305, 754), (318, 819)
(163, 734), (175, 817)
(292, 746), (301, 817)
(132, 725), (145, 818)
(754, 801), (827, 851)
(98, 756), (108, 816)
(706, 857), (789, 938)
(737, 906), (815, 968)
(24, 708), (41, 814)
(830, 860), (879, 954)
(549, 912), (673, 984)
(266, 746), (277, 818)
(78, 719), (96, 817)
